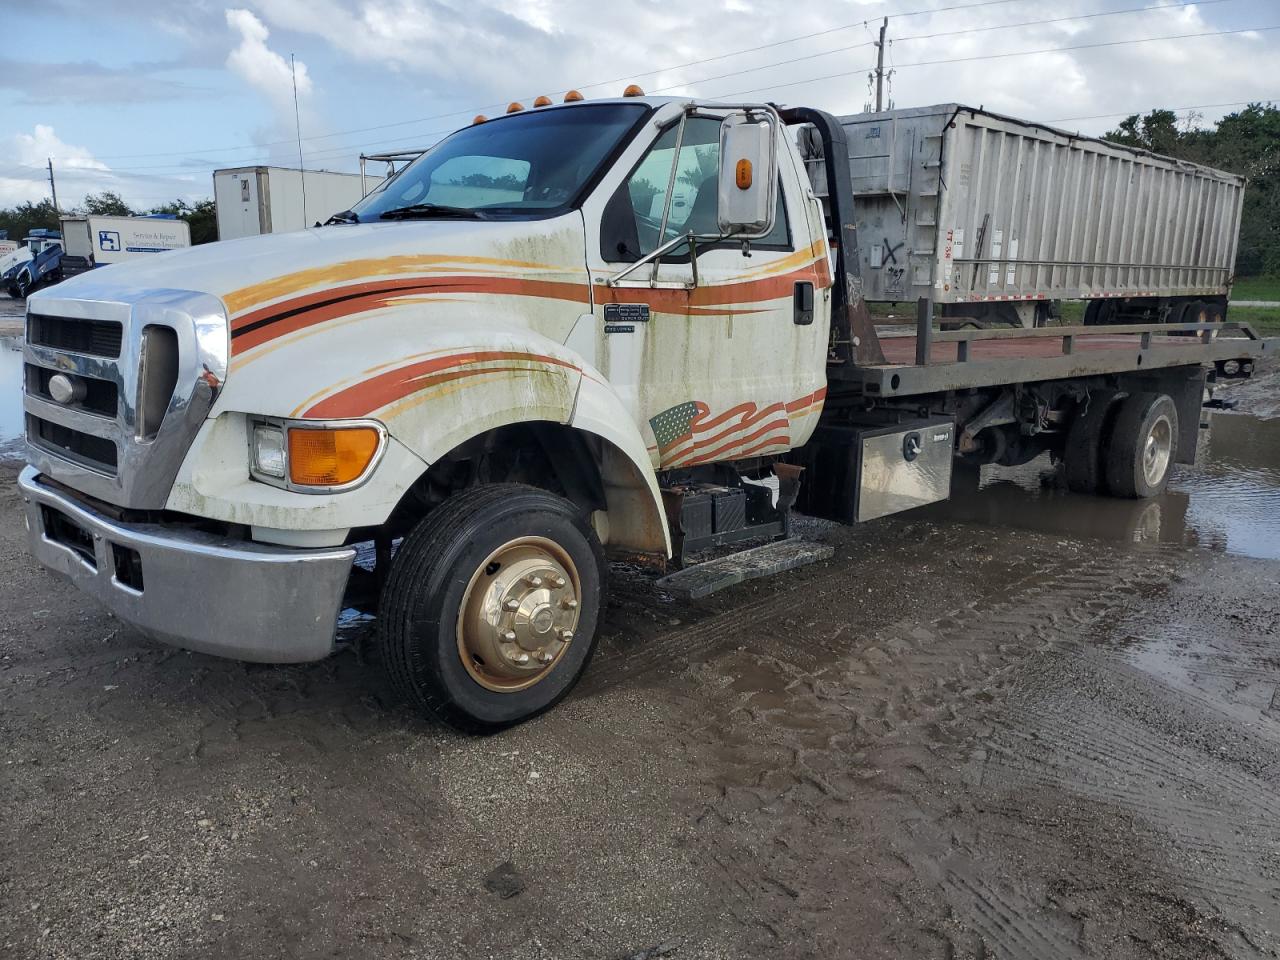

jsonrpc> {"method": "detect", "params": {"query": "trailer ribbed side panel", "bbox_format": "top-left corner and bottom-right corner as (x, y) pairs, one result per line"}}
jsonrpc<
(802, 104), (1245, 308)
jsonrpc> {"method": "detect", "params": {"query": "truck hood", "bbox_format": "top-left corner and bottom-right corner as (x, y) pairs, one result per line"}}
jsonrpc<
(35, 216), (589, 315)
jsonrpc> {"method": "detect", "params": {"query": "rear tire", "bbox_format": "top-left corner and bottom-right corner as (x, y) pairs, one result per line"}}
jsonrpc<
(378, 483), (607, 733)
(1064, 391), (1121, 494)
(1103, 392), (1179, 498)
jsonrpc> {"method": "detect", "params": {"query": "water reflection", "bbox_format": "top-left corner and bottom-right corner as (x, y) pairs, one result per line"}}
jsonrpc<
(1, 335), (21, 447)
(926, 411), (1280, 561)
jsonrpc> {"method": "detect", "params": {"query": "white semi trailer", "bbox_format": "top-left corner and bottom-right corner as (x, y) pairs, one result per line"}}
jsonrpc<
(802, 104), (1246, 328)
(213, 167), (383, 240)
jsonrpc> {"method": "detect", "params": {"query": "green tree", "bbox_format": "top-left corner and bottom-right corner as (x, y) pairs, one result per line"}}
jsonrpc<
(0, 198), (60, 242)
(148, 198), (218, 244)
(80, 191), (136, 216)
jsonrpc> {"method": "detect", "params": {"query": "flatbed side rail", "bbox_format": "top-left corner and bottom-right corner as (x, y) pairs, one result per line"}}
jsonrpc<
(912, 302), (1260, 365)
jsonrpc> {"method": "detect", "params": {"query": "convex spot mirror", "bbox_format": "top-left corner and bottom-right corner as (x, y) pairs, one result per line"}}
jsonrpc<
(717, 111), (778, 238)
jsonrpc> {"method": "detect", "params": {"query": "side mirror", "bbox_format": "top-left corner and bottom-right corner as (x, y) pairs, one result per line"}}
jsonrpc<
(717, 111), (778, 238)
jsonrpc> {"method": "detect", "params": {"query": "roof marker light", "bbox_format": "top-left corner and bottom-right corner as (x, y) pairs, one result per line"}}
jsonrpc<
(473, 114), (487, 124)
(533, 95), (552, 107)
(622, 84), (644, 97)
(507, 101), (524, 113)
(564, 90), (584, 102)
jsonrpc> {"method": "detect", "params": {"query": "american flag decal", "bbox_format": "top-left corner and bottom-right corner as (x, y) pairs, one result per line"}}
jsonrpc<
(649, 387), (827, 468)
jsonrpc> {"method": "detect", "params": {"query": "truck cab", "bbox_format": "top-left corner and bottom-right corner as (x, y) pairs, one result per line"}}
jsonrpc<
(17, 94), (1271, 732)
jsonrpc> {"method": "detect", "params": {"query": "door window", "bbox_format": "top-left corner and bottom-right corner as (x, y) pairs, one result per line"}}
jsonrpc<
(602, 117), (790, 262)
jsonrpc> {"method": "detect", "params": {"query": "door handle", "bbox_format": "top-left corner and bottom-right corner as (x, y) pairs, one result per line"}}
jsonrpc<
(793, 281), (814, 325)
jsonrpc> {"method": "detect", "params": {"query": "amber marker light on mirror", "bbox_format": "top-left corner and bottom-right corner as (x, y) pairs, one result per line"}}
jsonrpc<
(622, 84), (644, 97)
(736, 158), (753, 189)
(288, 426), (381, 487)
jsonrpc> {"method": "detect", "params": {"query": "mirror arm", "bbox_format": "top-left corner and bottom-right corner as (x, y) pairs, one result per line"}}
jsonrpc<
(652, 111), (689, 282)
(607, 231), (697, 287)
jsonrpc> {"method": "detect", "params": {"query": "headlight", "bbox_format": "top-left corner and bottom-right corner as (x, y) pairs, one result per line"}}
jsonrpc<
(249, 418), (386, 492)
(251, 424), (287, 478)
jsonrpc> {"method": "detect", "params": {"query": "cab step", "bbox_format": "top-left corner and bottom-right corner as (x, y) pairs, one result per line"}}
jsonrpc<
(655, 538), (834, 600)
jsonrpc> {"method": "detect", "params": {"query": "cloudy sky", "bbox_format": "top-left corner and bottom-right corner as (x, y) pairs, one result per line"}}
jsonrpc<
(1, 0), (1276, 210)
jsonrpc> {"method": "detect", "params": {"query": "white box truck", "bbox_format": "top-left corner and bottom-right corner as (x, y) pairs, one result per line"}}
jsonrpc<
(213, 167), (382, 240)
(59, 215), (191, 277)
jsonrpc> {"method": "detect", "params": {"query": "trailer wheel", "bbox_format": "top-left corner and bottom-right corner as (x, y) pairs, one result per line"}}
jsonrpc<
(1063, 391), (1121, 494)
(378, 483), (606, 733)
(1103, 392), (1179, 498)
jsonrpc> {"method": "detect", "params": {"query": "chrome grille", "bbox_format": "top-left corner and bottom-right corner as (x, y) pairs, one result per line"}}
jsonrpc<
(22, 287), (229, 509)
(28, 312), (123, 358)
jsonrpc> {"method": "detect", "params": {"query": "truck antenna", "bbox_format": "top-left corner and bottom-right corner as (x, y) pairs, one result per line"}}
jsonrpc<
(291, 53), (308, 228)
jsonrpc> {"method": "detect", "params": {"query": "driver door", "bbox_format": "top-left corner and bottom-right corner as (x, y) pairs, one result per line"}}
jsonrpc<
(582, 112), (828, 471)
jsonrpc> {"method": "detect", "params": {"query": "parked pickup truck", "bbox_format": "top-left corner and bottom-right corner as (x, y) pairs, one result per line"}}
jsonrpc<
(19, 93), (1272, 731)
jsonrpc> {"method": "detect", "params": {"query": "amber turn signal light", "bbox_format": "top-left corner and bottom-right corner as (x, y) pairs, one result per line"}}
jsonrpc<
(735, 158), (753, 190)
(288, 426), (381, 487)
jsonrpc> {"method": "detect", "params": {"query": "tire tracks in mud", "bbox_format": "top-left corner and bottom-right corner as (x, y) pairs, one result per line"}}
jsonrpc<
(634, 541), (1234, 958)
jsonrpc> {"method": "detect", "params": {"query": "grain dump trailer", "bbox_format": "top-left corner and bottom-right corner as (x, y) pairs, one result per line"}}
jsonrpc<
(801, 104), (1245, 328)
(213, 166), (384, 239)
(58, 215), (191, 278)
(18, 94), (1272, 733)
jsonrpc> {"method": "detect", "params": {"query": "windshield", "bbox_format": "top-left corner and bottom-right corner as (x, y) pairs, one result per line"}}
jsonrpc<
(352, 103), (648, 220)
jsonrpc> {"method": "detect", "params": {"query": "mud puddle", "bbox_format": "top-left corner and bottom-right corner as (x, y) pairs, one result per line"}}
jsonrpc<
(1, 334), (22, 457)
(927, 409), (1280, 560)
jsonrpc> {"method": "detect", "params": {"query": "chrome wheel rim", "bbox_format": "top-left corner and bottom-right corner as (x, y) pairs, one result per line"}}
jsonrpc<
(1143, 414), (1173, 488)
(456, 536), (581, 693)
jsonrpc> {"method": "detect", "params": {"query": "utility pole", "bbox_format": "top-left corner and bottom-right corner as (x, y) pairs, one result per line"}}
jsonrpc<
(47, 158), (60, 214)
(873, 17), (889, 113)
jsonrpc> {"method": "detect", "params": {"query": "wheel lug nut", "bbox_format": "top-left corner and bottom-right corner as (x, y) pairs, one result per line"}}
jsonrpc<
(537, 650), (554, 663)
(504, 598), (520, 611)
(526, 575), (544, 588)
(502, 630), (517, 642)
(559, 629), (574, 642)
(553, 576), (567, 588)
(562, 598), (578, 610)
(513, 652), (531, 664)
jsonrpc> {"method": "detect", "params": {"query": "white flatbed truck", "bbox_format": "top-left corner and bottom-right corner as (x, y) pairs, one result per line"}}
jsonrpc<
(19, 92), (1270, 731)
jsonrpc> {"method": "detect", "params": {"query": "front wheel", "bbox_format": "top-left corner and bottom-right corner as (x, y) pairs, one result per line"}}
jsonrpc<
(378, 483), (607, 733)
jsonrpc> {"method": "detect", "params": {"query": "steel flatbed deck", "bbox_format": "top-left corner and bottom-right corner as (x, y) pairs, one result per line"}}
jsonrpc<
(831, 320), (1273, 398)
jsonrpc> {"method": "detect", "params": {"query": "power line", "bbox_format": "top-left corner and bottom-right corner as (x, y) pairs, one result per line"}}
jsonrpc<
(68, 1), (1249, 176)
(68, 0), (1038, 163)
(1049, 99), (1279, 124)
(709, 24), (1280, 100)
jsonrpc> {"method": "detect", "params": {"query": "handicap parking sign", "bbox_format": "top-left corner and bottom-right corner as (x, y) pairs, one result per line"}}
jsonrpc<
(99, 230), (121, 252)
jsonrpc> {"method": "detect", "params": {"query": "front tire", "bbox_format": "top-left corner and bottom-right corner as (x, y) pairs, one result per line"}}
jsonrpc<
(1104, 392), (1179, 498)
(378, 483), (606, 733)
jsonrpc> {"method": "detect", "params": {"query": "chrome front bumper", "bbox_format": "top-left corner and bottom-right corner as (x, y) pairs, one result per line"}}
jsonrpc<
(18, 466), (356, 663)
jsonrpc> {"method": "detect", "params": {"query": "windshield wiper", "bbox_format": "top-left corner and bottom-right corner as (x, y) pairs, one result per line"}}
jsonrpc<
(378, 203), (486, 221)
(325, 209), (360, 225)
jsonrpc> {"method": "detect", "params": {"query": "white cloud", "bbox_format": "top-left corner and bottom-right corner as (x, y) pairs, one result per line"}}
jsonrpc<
(0, 126), (203, 210)
(225, 8), (312, 128)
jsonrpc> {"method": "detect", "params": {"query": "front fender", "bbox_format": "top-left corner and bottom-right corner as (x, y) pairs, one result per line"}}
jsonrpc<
(571, 370), (672, 559)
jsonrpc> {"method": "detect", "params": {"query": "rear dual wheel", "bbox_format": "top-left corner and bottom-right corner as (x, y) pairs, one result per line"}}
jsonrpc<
(378, 483), (606, 733)
(1064, 391), (1179, 499)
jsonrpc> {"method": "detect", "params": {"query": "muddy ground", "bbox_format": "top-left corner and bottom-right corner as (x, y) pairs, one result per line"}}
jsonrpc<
(3, 344), (1280, 958)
